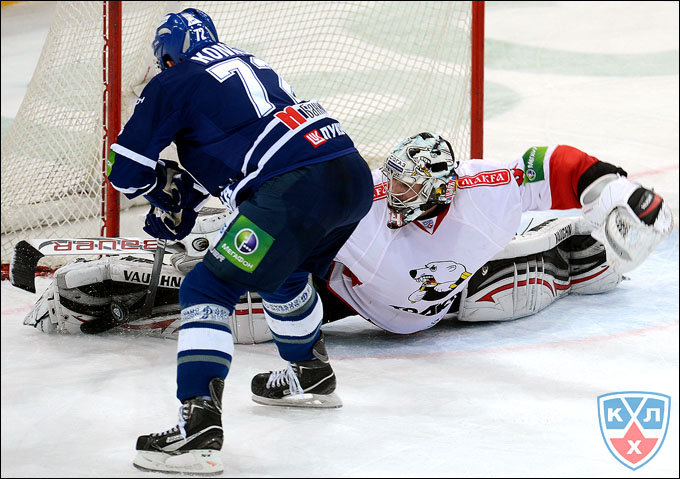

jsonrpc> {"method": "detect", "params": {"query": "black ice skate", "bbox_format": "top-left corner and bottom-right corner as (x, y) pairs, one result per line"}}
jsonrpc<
(251, 333), (342, 408)
(133, 377), (224, 474)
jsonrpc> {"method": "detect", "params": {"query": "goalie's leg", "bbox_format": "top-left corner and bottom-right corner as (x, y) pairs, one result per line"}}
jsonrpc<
(453, 218), (624, 322)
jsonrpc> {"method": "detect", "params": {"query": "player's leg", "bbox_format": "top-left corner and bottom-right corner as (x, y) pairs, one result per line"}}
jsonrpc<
(251, 269), (342, 408)
(134, 153), (372, 469)
(133, 261), (245, 474)
(313, 268), (361, 324)
(239, 154), (372, 408)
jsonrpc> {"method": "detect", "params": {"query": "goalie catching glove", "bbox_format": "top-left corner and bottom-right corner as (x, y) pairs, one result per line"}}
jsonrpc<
(580, 175), (673, 273)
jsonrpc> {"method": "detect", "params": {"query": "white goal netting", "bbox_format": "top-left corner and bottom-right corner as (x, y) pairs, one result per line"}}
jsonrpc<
(1, 1), (477, 267)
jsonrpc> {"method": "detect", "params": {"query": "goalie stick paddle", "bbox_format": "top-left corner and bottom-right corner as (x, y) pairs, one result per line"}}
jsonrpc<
(8, 208), (226, 293)
(9, 237), (171, 293)
(9, 240), (47, 294)
(80, 239), (168, 335)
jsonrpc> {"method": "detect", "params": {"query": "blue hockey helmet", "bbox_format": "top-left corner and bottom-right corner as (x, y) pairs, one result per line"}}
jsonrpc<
(153, 8), (219, 71)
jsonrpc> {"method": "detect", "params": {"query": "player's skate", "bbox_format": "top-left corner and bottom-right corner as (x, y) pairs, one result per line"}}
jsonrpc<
(251, 333), (342, 408)
(133, 378), (224, 474)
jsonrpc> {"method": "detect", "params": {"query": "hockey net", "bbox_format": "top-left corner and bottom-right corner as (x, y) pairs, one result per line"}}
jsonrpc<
(1, 1), (483, 272)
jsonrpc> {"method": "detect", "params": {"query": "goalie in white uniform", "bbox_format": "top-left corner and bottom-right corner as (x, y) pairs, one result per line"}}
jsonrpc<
(24, 132), (673, 343)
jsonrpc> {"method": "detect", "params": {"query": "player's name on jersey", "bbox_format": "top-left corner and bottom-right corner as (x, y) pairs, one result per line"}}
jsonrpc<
(189, 43), (247, 64)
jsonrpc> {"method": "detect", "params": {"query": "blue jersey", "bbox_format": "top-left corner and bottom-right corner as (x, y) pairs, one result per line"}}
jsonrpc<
(107, 42), (358, 210)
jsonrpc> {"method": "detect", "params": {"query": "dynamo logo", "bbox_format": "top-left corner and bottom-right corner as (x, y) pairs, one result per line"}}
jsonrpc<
(598, 391), (670, 470)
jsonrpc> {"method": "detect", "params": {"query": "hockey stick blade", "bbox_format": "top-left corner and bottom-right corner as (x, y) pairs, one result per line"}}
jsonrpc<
(10, 240), (45, 293)
(80, 239), (168, 334)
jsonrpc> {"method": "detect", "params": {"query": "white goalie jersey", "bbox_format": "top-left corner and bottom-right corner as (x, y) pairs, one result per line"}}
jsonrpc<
(328, 163), (528, 333)
(327, 145), (643, 334)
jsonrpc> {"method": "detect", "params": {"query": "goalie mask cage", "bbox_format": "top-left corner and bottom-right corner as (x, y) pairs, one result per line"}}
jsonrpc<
(1, 1), (484, 272)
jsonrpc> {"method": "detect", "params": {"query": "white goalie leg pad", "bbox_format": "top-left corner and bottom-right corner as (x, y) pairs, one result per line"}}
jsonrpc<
(453, 217), (623, 322)
(23, 259), (112, 334)
(456, 255), (568, 322)
(568, 238), (623, 295)
(582, 176), (673, 273)
(22, 257), (184, 337)
(23, 281), (61, 334)
(490, 216), (593, 260)
(229, 292), (272, 344)
(23, 256), (270, 343)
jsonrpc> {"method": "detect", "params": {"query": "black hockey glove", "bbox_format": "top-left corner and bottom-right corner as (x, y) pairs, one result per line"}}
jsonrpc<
(144, 159), (208, 213)
(143, 206), (199, 240)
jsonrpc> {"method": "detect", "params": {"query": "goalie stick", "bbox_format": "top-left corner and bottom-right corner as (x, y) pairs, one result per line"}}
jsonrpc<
(8, 207), (228, 293)
(9, 237), (177, 293)
(80, 238), (168, 334)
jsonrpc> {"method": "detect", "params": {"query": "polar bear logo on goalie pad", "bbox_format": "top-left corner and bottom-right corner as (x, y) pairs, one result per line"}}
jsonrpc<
(407, 260), (470, 303)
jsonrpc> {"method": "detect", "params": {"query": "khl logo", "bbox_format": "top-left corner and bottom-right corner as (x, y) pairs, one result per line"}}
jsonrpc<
(234, 228), (258, 255)
(598, 392), (670, 470)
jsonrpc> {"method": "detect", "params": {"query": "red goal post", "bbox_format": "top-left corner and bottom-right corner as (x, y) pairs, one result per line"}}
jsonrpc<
(1, 1), (484, 276)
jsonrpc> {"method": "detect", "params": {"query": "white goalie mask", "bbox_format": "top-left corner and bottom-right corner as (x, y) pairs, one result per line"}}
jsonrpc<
(380, 132), (458, 229)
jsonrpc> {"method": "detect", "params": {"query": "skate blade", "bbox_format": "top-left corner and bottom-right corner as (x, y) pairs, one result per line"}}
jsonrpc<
(133, 449), (224, 475)
(251, 392), (343, 408)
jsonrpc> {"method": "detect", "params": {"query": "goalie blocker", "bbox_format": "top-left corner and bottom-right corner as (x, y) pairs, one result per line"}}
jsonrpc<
(23, 214), (624, 341)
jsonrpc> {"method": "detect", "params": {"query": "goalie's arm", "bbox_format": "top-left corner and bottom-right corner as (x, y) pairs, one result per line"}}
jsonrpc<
(521, 145), (672, 273)
(517, 145), (627, 211)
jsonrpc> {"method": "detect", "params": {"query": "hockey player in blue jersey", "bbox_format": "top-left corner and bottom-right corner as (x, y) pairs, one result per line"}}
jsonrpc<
(105, 8), (373, 474)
